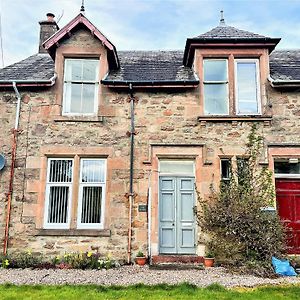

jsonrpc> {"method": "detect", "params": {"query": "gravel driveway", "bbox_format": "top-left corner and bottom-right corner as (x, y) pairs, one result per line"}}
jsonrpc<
(0, 266), (299, 287)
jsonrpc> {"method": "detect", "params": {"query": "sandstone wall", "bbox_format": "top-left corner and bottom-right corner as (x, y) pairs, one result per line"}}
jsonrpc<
(0, 27), (299, 259)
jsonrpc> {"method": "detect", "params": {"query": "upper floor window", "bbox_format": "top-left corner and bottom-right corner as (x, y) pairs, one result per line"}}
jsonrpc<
(235, 59), (260, 115)
(203, 59), (229, 115)
(63, 58), (99, 115)
(203, 58), (260, 116)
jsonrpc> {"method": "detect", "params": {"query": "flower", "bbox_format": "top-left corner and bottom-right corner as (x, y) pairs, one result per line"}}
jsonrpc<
(4, 259), (9, 266)
(56, 255), (60, 260)
(26, 249), (32, 255)
(87, 251), (93, 258)
(107, 253), (112, 259)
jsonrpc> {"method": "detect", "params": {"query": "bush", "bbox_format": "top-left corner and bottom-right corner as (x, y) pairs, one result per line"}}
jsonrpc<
(195, 124), (286, 275)
(0, 251), (121, 270)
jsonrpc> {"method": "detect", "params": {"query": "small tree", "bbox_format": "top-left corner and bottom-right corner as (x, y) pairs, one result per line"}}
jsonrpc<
(196, 124), (285, 274)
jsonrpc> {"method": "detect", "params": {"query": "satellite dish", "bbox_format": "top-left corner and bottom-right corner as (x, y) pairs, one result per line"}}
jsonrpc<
(0, 154), (6, 170)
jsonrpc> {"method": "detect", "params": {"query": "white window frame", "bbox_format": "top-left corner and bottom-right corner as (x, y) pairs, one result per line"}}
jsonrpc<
(203, 58), (229, 116)
(77, 158), (107, 229)
(62, 58), (99, 116)
(220, 158), (231, 182)
(234, 59), (261, 116)
(44, 158), (74, 229)
(274, 158), (300, 179)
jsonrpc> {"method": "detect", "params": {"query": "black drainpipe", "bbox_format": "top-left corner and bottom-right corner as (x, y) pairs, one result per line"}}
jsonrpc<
(129, 83), (134, 195)
(127, 83), (135, 263)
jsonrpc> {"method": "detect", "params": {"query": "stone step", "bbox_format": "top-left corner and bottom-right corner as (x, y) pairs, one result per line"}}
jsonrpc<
(151, 255), (203, 265)
(150, 263), (204, 270)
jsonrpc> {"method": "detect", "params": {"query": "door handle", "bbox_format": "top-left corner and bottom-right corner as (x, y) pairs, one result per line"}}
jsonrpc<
(172, 223), (175, 226)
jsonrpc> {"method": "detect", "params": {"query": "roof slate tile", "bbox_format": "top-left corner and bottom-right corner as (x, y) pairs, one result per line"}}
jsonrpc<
(194, 25), (271, 40)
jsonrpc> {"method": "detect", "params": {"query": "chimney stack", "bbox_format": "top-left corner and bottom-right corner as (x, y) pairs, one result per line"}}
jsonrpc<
(38, 13), (59, 53)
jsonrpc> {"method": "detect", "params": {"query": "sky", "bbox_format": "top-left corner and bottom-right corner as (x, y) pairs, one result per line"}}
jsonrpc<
(1, 0), (300, 67)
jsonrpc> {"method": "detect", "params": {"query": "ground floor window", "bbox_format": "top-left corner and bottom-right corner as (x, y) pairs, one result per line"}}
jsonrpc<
(44, 157), (106, 229)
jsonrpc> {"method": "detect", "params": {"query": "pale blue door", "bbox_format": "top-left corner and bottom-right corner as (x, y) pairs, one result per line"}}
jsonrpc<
(159, 176), (196, 254)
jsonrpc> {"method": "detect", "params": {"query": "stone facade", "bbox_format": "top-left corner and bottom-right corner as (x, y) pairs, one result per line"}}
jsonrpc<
(0, 19), (300, 261)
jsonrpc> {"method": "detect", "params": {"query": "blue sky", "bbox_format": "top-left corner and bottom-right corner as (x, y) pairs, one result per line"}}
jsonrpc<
(1, 0), (300, 67)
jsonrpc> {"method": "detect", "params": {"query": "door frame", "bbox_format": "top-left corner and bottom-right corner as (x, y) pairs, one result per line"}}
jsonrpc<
(158, 173), (196, 255)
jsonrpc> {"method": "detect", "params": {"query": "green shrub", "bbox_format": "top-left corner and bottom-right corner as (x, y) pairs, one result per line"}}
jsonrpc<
(195, 124), (286, 275)
(0, 251), (121, 270)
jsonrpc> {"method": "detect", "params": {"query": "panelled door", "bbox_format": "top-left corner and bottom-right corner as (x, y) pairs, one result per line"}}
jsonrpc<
(276, 179), (300, 254)
(159, 176), (196, 254)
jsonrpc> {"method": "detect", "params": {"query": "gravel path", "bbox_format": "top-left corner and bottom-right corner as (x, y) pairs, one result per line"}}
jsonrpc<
(0, 266), (299, 287)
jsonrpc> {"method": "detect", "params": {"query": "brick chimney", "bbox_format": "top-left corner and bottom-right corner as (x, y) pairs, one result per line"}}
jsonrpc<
(38, 13), (59, 53)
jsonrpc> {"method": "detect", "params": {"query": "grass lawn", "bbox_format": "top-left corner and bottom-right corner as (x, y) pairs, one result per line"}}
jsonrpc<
(1, 283), (300, 300)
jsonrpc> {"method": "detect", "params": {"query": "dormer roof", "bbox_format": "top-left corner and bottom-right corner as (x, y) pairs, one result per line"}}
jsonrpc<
(183, 24), (281, 66)
(43, 13), (119, 70)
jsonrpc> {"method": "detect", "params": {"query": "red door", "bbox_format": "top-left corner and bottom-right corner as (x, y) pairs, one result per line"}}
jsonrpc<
(276, 179), (300, 254)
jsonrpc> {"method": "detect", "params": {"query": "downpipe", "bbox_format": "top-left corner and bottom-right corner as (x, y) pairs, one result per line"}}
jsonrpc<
(3, 82), (21, 255)
(127, 83), (135, 264)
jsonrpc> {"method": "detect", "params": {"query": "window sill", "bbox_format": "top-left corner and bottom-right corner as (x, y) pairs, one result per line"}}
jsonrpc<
(35, 229), (111, 237)
(54, 116), (104, 123)
(198, 115), (272, 123)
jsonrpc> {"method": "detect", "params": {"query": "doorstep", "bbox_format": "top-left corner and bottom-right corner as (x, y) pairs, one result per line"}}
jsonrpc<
(151, 255), (203, 265)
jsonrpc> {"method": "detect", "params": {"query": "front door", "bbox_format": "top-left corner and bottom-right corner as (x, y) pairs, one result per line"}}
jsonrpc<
(159, 176), (196, 254)
(276, 179), (300, 254)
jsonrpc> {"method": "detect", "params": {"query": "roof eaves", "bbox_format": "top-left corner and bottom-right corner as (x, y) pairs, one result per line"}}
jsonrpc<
(101, 79), (199, 87)
(183, 37), (281, 66)
(268, 75), (300, 88)
(0, 73), (57, 87)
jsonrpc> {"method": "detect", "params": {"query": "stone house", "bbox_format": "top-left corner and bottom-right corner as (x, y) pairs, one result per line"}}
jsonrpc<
(0, 11), (300, 263)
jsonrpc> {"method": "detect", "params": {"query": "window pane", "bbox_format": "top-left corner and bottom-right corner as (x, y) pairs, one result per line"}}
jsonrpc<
(274, 161), (300, 174)
(65, 59), (82, 81)
(82, 60), (98, 81)
(204, 84), (228, 114)
(47, 186), (69, 224)
(204, 60), (227, 81)
(160, 160), (194, 174)
(238, 101), (258, 114)
(70, 83), (82, 113)
(82, 84), (96, 114)
(49, 160), (73, 183)
(236, 62), (259, 113)
(221, 159), (231, 180)
(81, 160), (105, 183)
(81, 186), (102, 224)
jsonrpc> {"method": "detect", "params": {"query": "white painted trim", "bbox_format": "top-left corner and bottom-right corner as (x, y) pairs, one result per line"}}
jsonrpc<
(234, 59), (261, 115)
(44, 158), (74, 229)
(77, 158), (106, 229)
(62, 58), (100, 116)
(203, 58), (229, 116)
(275, 174), (300, 179)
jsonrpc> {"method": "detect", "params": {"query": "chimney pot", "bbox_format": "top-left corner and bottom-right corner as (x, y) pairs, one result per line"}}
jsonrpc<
(46, 13), (55, 22)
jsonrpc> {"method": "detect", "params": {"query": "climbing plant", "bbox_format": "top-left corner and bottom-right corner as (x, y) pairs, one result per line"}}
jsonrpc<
(195, 124), (286, 275)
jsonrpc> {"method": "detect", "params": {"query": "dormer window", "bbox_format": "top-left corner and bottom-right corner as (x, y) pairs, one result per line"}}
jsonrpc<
(203, 57), (261, 116)
(203, 59), (229, 115)
(63, 58), (99, 115)
(235, 59), (260, 115)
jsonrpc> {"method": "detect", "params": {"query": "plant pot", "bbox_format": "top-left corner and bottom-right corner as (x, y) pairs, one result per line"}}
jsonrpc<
(204, 257), (215, 267)
(135, 257), (147, 266)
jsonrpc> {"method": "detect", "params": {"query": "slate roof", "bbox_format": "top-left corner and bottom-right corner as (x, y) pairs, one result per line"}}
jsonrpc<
(194, 25), (271, 40)
(0, 49), (299, 86)
(102, 51), (198, 84)
(0, 54), (54, 82)
(269, 50), (300, 81)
